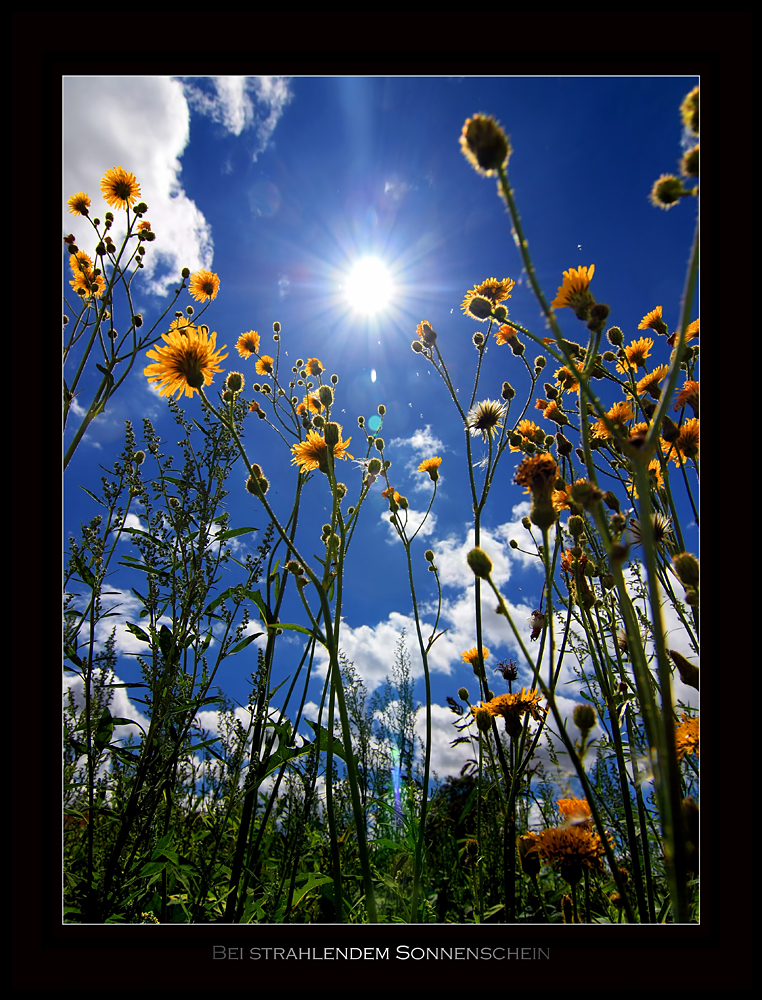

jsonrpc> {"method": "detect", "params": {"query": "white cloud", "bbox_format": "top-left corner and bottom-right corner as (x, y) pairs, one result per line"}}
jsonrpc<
(179, 76), (292, 152)
(380, 507), (437, 543)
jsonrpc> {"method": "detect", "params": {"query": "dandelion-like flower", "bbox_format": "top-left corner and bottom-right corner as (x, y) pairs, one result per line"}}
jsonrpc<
(305, 357), (324, 376)
(477, 688), (546, 739)
(467, 399), (506, 441)
(555, 366), (580, 394)
(551, 265), (596, 315)
(674, 380), (699, 417)
(666, 318), (699, 348)
(636, 365), (670, 399)
(616, 337), (654, 373)
(418, 456), (442, 481)
(69, 269), (106, 299)
(638, 306), (669, 337)
(534, 825), (605, 884)
(67, 192), (91, 216)
(69, 250), (93, 273)
(675, 417), (699, 460)
(100, 166), (141, 210)
(188, 270), (221, 303)
(255, 355), (274, 376)
(459, 114), (511, 176)
(168, 315), (199, 336)
(628, 512), (673, 546)
(236, 331), (261, 358)
(462, 647), (489, 666)
(675, 713), (699, 759)
(461, 277), (514, 321)
(296, 394), (323, 416)
(144, 327), (228, 399)
(494, 323), (520, 346)
(591, 401), (634, 439)
(290, 427), (353, 474)
(557, 798), (592, 826)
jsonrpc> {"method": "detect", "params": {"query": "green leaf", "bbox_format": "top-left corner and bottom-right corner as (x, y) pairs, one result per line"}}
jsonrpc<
(228, 632), (264, 655)
(78, 486), (106, 507)
(64, 644), (82, 668)
(120, 527), (169, 547)
(162, 476), (193, 488)
(291, 873), (333, 908)
(74, 554), (96, 589)
(93, 707), (114, 752)
(125, 621), (151, 643)
(216, 526), (257, 540)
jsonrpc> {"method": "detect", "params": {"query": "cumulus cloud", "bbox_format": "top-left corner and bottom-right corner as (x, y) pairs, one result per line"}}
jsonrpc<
(180, 76), (293, 152)
(380, 507), (437, 543)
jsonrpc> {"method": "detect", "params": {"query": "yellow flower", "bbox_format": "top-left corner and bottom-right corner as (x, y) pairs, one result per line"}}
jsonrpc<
(495, 323), (519, 345)
(616, 337), (654, 373)
(188, 270), (220, 302)
(514, 453), (558, 495)
(137, 220), (152, 232)
(67, 192), (91, 216)
(675, 418), (699, 460)
(636, 365), (670, 398)
(557, 798), (592, 825)
(674, 380), (699, 416)
(675, 713), (699, 759)
(478, 688), (546, 739)
(667, 318), (699, 348)
(418, 456), (442, 481)
(459, 115), (511, 176)
(144, 327), (228, 399)
(462, 278), (514, 321)
(591, 401), (634, 439)
(69, 269), (106, 299)
(255, 355), (274, 376)
(291, 427), (353, 473)
(296, 394), (322, 416)
(550, 265), (595, 311)
(638, 306), (668, 337)
(462, 647), (489, 666)
(555, 366), (580, 393)
(69, 250), (93, 273)
(236, 331), (261, 358)
(168, 316), (199, 336)
(681, 86), (699, 134)
(305, 357), (324, 376)
(100, 166), (141, 210)
(382, 486), (402, 504)
(534, 825), (605, 883)
(540, 400), (567, 426)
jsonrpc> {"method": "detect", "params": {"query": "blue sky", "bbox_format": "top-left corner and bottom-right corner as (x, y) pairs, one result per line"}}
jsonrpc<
(64, 75), (698, 785)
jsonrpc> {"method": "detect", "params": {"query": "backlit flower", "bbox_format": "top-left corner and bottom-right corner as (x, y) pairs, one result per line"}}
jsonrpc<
(290, 427), (353, 474)
(296, 394), (322, 416)
(495, 323), (519, 345)
(540, 400), (567, 425)
(479, 688), (546, 739)
(674, 380), (698, 416)
(534, 825), (605, 883)
(188, 270), (220, 302)
(462, 277), (514, 320)
(467, 399), (506, 441)
(628, 512), (673, 546)
(144, 327), (228, 399)
(555, 366), (580, 393)
(69, 250), (93, 273)
(550, 265), (595, 314)
(667, 318), (699, 348)
(418, 456), (442, 481)
(636, 365), (670, 399)
(638, 306), (668, 337)
(649, 174), (684, 210)
(462, 647), (489, 666)
(69, 269), (106, 299)
(100, 166), (141, 210)
(591, 401), (634, 439)
(675, 713), (699, 759)
(237, 331), (261, 358)
(557, 798), (592, 826)
(67, 192), (91, 216)
(459, 114), (511, 176)
(616, 337), (654, 373)
(255, 355), (274, 376)
(168, 315), (199, 336)
(305, 357), (324, 376)
(514, 453), (558, 496)
(510, 419), (543, 452)
(675, 417), (699, 460)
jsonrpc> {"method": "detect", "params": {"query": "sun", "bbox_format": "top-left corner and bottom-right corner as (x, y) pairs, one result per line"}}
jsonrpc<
(344, 257), (394, 315)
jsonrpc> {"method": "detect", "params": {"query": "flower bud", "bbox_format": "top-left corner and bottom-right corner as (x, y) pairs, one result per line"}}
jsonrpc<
(672, 552), (698, 588)
(467, 547), (493, 579)
(573, 703), (596, 734)
(318, 385), (334, 407)
(568, 515), (585, 538)
(133, 450), (146, 466)
(374, 437), (385, 452)
(424, 549), (435, 562)
(457, 687), (470, 702)
(324, 421), (341, 448)
(475, 707), (492, 733)
(501, 381), (515, 400)
(606, 326), (624, 347)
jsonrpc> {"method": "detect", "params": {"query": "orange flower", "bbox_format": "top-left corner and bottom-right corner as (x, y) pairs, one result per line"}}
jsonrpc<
(638, 306), (668, 337)
(188, 270), (220, 303)
(551, 265), (595, 312)
(291, 427), (353, 473)
(144, 327), (228, 399)
(255, 355), (274, 376)
(236, 331), (261, 358)
(100, 166), (141, 210)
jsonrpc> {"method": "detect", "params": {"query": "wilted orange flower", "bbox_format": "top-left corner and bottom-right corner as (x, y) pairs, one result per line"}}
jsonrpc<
(188, 270), (220, 302)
